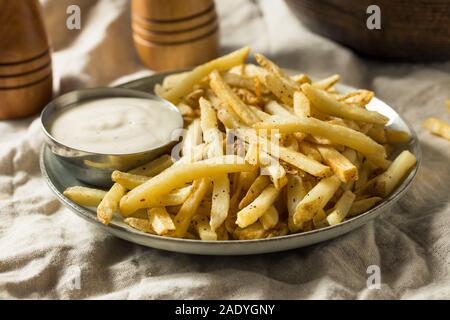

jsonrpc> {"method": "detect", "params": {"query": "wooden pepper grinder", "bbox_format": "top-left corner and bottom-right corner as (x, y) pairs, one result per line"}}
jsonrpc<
(132, 0), (219, 71)
(0, 0), (53, 120)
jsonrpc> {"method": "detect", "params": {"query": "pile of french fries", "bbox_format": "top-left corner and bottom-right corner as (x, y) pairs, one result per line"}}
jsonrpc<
(64, 47), (418, 241)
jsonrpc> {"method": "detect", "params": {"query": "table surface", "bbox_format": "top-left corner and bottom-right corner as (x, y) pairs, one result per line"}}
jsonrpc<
(0, 0), (449, 299)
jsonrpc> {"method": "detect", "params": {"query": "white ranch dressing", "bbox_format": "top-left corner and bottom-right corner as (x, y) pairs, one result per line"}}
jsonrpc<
(50, 97), (181, 154)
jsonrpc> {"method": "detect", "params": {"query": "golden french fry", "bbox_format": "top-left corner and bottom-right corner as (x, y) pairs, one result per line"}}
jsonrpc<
(265, 100), (293, 117)
(293, 91), (311, 117)
(120, 156), (253, 215)
(354, 160), (374, 191)
(210, 174), (230, 232)
(264, 74), (295, 106)
(236, 185), (279, 228)
(316, 146), (358, 183)
(348, 197), (383, 217)
(171, 178), (211, 238)
(129, 155), (174, 177)
(312, 74), (340, 90)
(182, 119), (203, 159)
(385, 129), (410, 144)
(64, 186), (107, 207)
(374, 150), (417, 197)
(291, 73), (312, 84)
(423, 117), (450, 141)
(293, 175), (341, 225)
(244, 142), (259, 165)
(239, 175), (271, 209)
(162, 71), (189, 91)
(192, 215), (218, 241)
(249, 106), (272, 122)
(163, 47), (250, 104)
(124, 217), (155, 234)
(327, 190), (356, 225)
(367, 126), (387, 144)
(112, 171), (149, 190)
(298, 141), (322, 162)
(97, 183), (126, 225)
(286, 175), (310, 233)
(210, 71), (259, 126)
(233, 221), (267, 240)
(301, 83), (389, 125)
(254, 116), (390, 169)
(148, 207), (175, 235)
(217, 109), (244, 129)
(260, 206), (279, 230)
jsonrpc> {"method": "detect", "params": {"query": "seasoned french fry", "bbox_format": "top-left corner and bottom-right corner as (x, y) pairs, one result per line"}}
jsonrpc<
(64, 186), (107, 207)
(120, 156), (253, 215)
(265, 100), (293, 117)
(112, 171), (149, 190)
(210, 71), (259, 126)
(354, 160), (374, 191)
(236, 185), (279, 228)
(222, 72), (259, 93)
(244, 142), (259, 165)
(291, 73), (312, 84)
(210, 174), (230, 231)
(385, 129), (410, 144)
(264, 74), (295, 106)
(260, 206), (279, 230)
(348, 197), (383, 217)
(293, 175), (341, 225)
(192, 215), (218, 241)
(182, 119), (203, 159)
(171, 178), (211, 238)
(337, 90), (374, 106)
(124, 217), (155, 234)
(217, 109), (243, 129)
(148, 207), (175, 235)
(129, 155), (174, 177)
(162, 71), (189, 91)
(239, 175), (271, 209)
(97, 183), (126, 225)
(286, 174), (310, 233)
(233, 221), (267, 240)
(316, 146), (358, 183)
(163, 47), (250, 104)
(374, 150), (417, 197)
(423, 117), (450, 141)
(298, 141), (322, 162)
(312, 74), (340, 90)
(301, 84), (389, 125)
(327, 190), (356, 225)
(249, 106), (272, 122)
(254, 115), (390, 169)
(293, 91), (311, 117)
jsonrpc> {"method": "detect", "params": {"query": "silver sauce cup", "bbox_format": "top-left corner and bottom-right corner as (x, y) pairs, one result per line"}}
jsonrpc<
(40, 88), (183, 187)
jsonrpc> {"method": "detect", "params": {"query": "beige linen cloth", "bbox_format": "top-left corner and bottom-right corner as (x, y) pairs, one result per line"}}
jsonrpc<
(1, 0), (449, 299)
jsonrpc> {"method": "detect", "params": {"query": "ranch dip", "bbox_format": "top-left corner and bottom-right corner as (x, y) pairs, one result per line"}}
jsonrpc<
(50, 97), (182, 154)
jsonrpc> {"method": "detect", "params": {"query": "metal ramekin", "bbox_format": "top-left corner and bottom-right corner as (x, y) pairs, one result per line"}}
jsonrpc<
(40, 87), (183, 187)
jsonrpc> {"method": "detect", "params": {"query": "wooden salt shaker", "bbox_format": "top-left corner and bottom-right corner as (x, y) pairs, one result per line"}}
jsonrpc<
(132, 0), (219, 71)
(0, 0), (53, 120)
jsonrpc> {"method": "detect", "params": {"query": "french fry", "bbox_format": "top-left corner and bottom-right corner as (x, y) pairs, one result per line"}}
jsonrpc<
(148, 207), (175, 235)
(337, 90), (374, 106)
(163, 47), (250, 104)
(171, 178), (211, 238)
(348, 197), (383, 217)
(162, 71), (189, 91)
(233, 221), (267, 240)
(239, 175), (271, 209)
(236, 185), (279, 228)
(286, 174), (310, 233)
(244, 142), (259, 165)
(367, 125), (387, 144)
(254, 115), (390, 169)
(210, 71), (259, 126)
(316, 146), (358, 183)
(210, 174), (230, 232)
(385, 129), (410, 144)
(298, 141), (322, 162)
(293, 175), (341, 225)
(312, 209), (328, 228)
(291, 73), (311, 84)
(260, 206), (279, 230)
(182, 119), (203, 159)
(249, 106), (272, 122)
(222, 72), (260, 93)
(326, 190), (356, 225)
(112, 171), (149, 190)
(124, 217), (155, 234)
(217, 109), (243, 129)
(120, 156), (253, 215)
(192, 215), (218, 241)
(354, 160), (374, 191)
(97, 183), (126, 225)
(301, 83), (389, 125)
(312, 74), (340, 90)
(293, 91), (311, 117)
(423, 117), (450, 141)
(374, 150), (417, 197)
(64, 186), (107, 207)
(265, 100), (293, 117)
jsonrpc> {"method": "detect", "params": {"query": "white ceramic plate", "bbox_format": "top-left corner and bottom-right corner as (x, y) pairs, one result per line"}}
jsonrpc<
(40, 71), (421, 255)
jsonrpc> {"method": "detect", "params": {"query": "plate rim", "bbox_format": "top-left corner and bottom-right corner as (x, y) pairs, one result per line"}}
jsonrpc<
(40, 70), (422, 253)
